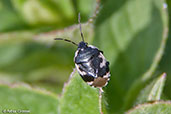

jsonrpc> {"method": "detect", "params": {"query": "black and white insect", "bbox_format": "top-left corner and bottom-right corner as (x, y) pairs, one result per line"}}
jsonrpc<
(54, 14), (110, 88)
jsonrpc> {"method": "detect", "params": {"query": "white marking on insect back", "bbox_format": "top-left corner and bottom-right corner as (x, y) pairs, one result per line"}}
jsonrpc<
(75, 64), (86, 75)
(88, 45), (98, 49)
(99, 53), (106, 68)
(84, 62), (96, 77)
(74, 50), (79, 58)
(95, 69), (98, 78)
(74, 49), (89, 63)
(85, 62), (90, 66)
(100, 59), (106, 68)
(104, 81), (108, 87)
(87, 81), (93, 85)
(88, 72), (96, 78)
(103, 72), (110, 78)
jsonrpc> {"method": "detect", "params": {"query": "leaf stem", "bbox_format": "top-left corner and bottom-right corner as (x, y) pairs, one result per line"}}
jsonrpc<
(99, 88), (103, 114)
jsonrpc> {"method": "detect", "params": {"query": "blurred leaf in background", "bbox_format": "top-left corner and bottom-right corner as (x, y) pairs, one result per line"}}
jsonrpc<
(0, 0), (170, 114)
(0, 0), (96, 93)
(0, 0), (96, 32)
(94, 0), (168, 113)
(159, 0), (171, 100)
(0, 0), (28, 32)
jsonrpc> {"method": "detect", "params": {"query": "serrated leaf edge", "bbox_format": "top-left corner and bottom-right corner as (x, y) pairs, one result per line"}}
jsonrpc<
(147, 73), (166, 101)
(123, 0), (169, 109)
(126, 100), (171, 114)
(0, 81), (58, 99)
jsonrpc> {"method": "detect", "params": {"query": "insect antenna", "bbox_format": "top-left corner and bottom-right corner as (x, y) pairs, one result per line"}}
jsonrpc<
(54, 38), (78, 46)
(78, 13), (85, 42)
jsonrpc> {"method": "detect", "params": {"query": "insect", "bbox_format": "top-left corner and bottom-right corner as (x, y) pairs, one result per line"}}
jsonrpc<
(54, 13), (110, 88)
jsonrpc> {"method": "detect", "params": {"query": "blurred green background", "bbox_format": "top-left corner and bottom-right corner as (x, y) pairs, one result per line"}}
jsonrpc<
(0, 0), (96, 93)
(0, 0), (170, 114)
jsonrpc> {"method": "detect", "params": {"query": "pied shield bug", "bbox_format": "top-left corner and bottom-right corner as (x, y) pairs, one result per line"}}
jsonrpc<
(54, 13), (110, 88)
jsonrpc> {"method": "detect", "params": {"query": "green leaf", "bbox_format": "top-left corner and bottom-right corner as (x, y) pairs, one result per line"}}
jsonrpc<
(35, 22), (94, 44)
(74, 0), (96, 21)
(0, 23), (94, 74)
(0, 38), (74, 93)
(159, 0), (171, 100)
(12, 0), (75, 26)
(0, 23), (94, 93)
(135, 73), (166, 105)
(94, 0), (168, 113)
(126, 101), (171, 114)
(0, 83), (59, 114)
(59, 70), (100, 114)
(0, 0), (27, 32)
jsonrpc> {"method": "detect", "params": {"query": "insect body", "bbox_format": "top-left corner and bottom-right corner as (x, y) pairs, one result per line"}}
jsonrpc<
(74, 41), (110, 87)
(55, 14), (110, 88)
